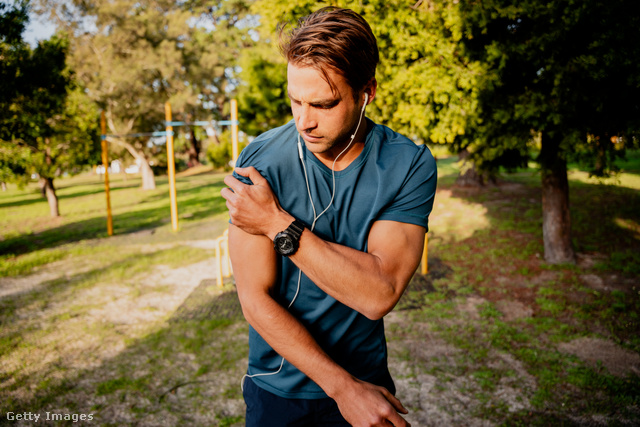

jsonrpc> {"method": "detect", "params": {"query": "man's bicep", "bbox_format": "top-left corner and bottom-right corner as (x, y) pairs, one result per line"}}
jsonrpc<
(228, 224), (278, 299)
(367, 220), (426, 291)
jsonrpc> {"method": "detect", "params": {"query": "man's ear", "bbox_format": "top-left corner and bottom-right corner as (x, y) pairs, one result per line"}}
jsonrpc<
(364, 78), (377, 104)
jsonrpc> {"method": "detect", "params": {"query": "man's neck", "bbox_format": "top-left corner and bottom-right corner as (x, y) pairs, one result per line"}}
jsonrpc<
(314, 120), (369, 171)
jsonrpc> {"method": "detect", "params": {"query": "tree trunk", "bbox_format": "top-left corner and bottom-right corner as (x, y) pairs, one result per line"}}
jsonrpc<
(40, 177), (60, 217)
(188, 128), (202, 167)
(107, 137), (156, 190)
(540, 132), (575, 264)
(140, 157), (156, 190)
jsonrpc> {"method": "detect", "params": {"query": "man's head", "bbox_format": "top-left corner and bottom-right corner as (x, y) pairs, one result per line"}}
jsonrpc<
(279, 7), (379, 98)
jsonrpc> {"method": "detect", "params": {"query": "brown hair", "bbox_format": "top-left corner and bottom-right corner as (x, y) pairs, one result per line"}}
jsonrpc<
(279, 7), (379, 97)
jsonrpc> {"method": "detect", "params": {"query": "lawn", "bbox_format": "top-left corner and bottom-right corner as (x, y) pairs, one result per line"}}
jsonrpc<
(0, 156), (638, 426)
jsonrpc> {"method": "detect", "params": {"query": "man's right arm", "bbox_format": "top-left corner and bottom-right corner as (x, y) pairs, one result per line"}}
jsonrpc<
(228, 224), (410, 427)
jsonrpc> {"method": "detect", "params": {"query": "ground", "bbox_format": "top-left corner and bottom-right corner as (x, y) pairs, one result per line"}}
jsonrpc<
(1, 242), (637, 426)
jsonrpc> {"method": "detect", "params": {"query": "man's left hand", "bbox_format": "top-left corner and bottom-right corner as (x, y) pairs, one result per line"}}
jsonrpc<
(221, 166), (292, 238)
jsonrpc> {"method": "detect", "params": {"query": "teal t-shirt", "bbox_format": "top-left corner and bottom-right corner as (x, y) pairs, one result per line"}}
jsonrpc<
(234, 119), (437, 399)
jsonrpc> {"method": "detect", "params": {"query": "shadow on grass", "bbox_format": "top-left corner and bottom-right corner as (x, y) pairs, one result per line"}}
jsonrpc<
(0, 277), (248, 426)
(0, 186), (228, 257)
(0, 180), (142, 210)
(445, 174), (640, 272)
(397, 258), (453, 311)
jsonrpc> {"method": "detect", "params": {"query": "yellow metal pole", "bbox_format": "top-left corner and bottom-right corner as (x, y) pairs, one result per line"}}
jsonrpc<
(421, 233), (428, 275)
(215, 237), (224, 287)
(100, 111), (113, 236)
(165, 102), (179, 232)
(231, 99), (239, 166)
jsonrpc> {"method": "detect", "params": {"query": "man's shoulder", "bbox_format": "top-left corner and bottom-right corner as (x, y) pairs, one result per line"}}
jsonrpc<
(240, 120), (297, 159)
(371, 122), (414, 147)
(369, 122), (435, 168)
(234, 120), (298, 184)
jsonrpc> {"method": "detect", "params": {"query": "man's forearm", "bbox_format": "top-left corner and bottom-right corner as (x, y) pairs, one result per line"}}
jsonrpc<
(239, 289), (352, 398)
(239, 285), (410, 426)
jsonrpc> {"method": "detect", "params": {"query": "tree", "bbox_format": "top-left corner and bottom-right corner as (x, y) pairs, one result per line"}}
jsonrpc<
(248, 0), (640, 264)
(242, 0), (485, 141)
(442, 0), (640, 263)
(236, 42), (291, 136)
(38, 0), (254, 189)
(1, 1), (99, 216)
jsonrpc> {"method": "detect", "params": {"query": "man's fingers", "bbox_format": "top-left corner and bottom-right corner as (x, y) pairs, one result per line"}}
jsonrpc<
(377, 387), (408, 415)
(384, 392), (410, 427)
(386, 393), (409, 415)
(387, 411), (410, 427)
(223, 174), (244, 192)
(220, 187), (236, 202)
(235, 166), (268, 186)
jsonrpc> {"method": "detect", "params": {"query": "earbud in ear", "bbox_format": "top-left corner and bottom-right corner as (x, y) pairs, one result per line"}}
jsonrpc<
(364, 92), (369, 105)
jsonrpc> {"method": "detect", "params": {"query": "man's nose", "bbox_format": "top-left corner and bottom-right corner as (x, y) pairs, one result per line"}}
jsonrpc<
(297, 104), (317, 131)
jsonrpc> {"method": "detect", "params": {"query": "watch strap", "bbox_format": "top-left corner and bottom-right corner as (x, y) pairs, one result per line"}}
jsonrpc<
(286, 219), (305, 240)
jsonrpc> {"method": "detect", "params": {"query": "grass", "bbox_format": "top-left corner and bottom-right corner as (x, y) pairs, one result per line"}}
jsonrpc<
(388, 151), (640, 424)
(1, 154), (639, 426)
(0, 170), (229, 276)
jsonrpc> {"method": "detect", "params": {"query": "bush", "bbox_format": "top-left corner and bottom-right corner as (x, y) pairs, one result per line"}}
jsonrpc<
(206, 133), (246, 170)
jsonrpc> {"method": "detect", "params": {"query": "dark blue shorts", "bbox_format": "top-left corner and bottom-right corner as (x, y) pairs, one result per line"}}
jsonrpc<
(243, 377), (349, 426)
(242, 372), (395, 427)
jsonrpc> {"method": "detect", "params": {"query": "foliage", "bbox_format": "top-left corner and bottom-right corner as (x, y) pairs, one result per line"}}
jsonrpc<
(238, 0), (483, 145)
(39, 0), (255, 186)
(249, 0), (640, 170)
(449, 0), (640, 175)
(236, 42), (291, 136)
(206, 130), (247, 170)
(0, 2), (99, 198)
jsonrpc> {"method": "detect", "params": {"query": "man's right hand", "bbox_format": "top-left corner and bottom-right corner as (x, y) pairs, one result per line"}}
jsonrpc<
(331, 377), (411, 427)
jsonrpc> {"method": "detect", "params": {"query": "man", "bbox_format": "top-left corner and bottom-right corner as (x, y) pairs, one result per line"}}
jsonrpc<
(221, 7), (437, 426)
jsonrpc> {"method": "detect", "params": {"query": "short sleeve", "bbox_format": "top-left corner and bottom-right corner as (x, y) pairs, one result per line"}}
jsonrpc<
(376, 146), (437, 231)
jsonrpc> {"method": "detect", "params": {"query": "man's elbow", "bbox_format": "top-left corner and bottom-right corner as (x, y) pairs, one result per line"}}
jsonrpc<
(237, 286), (278, 327)
(362, 302), (397, 321)
(361, 282), (404, 321)
(237, 288), (262, 325)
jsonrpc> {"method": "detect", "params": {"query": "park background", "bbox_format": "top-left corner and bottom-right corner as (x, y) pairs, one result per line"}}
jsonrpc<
(1, 0), (639, 425)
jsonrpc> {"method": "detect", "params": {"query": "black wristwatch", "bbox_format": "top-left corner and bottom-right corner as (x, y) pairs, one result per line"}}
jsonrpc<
(273, 219), (305, 256)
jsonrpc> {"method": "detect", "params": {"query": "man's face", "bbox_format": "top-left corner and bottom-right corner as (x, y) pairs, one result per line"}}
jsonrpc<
(287, 63), (363, 163)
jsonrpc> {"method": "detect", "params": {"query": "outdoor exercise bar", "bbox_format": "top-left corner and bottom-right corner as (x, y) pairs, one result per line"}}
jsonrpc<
(99, 100), (240, 235)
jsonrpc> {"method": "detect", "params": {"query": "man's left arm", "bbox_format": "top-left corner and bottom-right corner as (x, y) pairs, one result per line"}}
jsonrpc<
(222, 166), (427, 321)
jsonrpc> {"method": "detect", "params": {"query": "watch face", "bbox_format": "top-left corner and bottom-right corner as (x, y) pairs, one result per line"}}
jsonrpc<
(274, 233), (298, 256)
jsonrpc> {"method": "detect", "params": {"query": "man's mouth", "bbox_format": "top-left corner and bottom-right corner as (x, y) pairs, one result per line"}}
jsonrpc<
(303, 133), (323, 142)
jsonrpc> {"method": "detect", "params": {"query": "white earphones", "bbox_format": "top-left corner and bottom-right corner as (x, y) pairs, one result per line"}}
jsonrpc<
(241, 92), (370, 391)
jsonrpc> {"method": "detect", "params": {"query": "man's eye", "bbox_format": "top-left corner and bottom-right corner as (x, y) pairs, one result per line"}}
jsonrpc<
(314, 103), (336, 109)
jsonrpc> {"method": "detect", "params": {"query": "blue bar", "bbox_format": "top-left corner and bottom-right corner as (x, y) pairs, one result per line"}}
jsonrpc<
(165, 120), (239, 127)
(106, 131), (173, 138)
